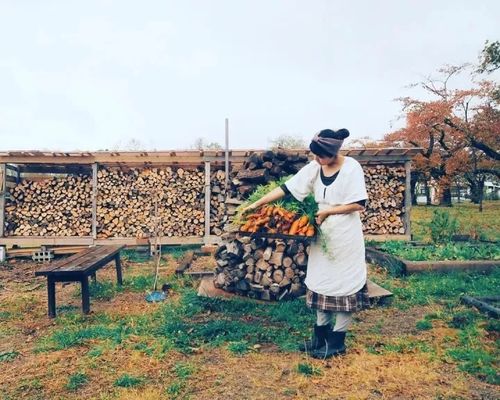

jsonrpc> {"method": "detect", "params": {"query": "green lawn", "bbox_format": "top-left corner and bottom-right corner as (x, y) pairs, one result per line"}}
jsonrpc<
(411, 201), (500, 242)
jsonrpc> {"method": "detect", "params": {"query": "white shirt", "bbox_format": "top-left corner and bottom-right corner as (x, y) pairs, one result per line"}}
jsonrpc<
(285, 157), (368, 296)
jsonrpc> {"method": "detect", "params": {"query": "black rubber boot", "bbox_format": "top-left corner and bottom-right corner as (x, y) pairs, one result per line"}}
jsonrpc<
(311, 330), (346, 359)
(299, 324), (330, 353)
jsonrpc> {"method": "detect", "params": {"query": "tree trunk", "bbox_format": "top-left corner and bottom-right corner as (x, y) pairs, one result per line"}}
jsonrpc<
(469, 180), (481, 204)
(424, 180), (431, 205)
(441, 187), (453, 207)
(410, 172), (418, 206)
(478, 179), (485, 213)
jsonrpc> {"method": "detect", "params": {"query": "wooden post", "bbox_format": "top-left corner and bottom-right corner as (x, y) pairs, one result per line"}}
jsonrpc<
(115, 254), (123, 285)
(204, 161), (211, 243)
(225, 118), (229, 190)
(0, 164), (6, 237)
(47, 277), (56, 318)
(404, 161), (412, 239)
(81, 277), (90, 314)
(91, 163), (98, 240)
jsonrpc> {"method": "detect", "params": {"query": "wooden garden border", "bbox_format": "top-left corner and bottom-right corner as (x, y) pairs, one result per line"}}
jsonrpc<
(365, 246), (500, 276)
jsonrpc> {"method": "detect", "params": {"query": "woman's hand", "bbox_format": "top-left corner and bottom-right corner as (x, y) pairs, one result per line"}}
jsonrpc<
(241, 202), (258, 214)
(315, 209), (333, 225)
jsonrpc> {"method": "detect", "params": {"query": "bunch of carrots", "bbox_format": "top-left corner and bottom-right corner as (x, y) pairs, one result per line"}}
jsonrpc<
(240, 205), (315, 237)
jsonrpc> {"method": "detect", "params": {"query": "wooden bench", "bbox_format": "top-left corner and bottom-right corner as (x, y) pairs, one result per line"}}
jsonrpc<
(35, 245), (125, 318)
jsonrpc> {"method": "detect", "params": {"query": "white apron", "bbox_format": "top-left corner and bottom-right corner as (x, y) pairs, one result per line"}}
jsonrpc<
(285, 157), (368, 297)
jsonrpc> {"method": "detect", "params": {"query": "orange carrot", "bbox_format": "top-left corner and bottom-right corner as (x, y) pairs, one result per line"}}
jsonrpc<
(306, 225), (315, 236)
(289, 219), (301, 235)
(297, 215), (309, 228)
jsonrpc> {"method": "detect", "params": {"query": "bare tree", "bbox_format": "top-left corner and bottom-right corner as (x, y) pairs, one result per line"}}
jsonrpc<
(113, 138), (147, 151)
(191, 137), (222, 150)
(269, 134), (306, 149)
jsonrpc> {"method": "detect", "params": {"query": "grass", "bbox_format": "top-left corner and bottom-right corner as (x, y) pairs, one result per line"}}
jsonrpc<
(114, 374), (144, 388)
(0, 350), (19, 363)
(2, 220), (500, 398)
(165, 362), (196, 398)
(73, 273), (172, 301)
(415, 319), (433, 331)
(411, 201), (500, 242)
(296, 362), (322, 376)
(447, 325), (499, 385)
(374, 240), (500, 261)
(371, 268), (500, 309)
(66, 372), (88, 392)
(33, 265), (499, 388)
(370, 268), (500, 384)
(39, 281), (315, 356)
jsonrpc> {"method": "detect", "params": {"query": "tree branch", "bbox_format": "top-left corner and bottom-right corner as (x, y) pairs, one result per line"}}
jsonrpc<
(444, 118), (500, 160)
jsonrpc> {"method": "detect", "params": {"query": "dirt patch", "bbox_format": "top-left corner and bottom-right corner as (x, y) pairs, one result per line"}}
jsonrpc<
(359, 306), (433, 337)
(189, 255), (216, 272)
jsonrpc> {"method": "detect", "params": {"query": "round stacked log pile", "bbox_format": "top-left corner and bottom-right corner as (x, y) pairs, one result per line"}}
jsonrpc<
(214, 234), (310, 300)
(97, 167), (206, 238)
(228, 150), (309, 200)
(5, 175), (92, 236)
(362, 164), (406, 234)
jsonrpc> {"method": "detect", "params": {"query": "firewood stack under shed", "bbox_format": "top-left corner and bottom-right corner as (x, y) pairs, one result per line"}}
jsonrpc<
(361, 164), (406, 235)
(5, 175), (93, 236)
(225, 151), (408, 236)
(214, 234), (311, 300)
(209, 169), (228, 236)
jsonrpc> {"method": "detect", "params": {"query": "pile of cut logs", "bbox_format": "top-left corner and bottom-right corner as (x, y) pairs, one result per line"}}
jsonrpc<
(209, 169), (228, 236)
(5, 175), (93, 236)
(96, 167), (206, 238)
(362, 165), (406, 234)
(5, 166), (230, 238)
(214, 235), (310, 300)
(228, 150), (309, 199)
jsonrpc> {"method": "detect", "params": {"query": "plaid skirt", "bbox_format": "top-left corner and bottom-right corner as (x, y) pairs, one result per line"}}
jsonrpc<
(306, 283), (371, 312)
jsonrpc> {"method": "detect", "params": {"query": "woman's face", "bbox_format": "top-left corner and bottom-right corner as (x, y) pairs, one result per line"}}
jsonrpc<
(315, 154), (337, 166)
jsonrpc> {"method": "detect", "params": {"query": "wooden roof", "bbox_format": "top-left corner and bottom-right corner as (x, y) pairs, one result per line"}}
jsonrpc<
(0, 148), (422, 167)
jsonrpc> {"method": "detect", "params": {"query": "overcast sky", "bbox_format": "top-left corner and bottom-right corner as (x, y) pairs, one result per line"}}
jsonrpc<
(0, 0), (499, 151)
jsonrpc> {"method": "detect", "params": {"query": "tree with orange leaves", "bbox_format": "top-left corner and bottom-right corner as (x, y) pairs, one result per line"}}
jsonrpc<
(385, 59), (499, 209)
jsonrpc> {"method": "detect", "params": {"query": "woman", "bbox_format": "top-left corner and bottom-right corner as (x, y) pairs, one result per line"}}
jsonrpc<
(243, 128), (369, 359)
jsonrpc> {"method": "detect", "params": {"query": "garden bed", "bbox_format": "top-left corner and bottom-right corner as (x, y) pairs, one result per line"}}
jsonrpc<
(366, 241), (500, 276)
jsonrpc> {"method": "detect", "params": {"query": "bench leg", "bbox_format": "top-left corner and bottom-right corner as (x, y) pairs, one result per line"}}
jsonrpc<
(115, 255), (123, 286)
(91, 272), (97, 283)
(81, 277), (90, 314)
(47, 277), (56, 318)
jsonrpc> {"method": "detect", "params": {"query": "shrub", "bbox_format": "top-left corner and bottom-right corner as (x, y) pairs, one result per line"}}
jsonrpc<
(428, 210), (459, 243)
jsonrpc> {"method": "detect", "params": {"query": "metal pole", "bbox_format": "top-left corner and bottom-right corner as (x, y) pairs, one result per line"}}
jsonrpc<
(0, 164), (6, 237)
(91, 163), (98, 240)
(404, 161), (412, 239)
(204, 161), (211, 243)
(225, 118), (229, 190)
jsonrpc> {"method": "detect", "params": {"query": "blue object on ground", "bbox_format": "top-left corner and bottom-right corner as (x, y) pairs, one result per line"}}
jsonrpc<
(145, 291), (166, 302)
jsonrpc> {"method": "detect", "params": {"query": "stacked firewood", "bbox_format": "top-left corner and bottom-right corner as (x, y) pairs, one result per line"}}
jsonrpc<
(362, 164), (406, 234)
(96, 167), (206, 238)
(5, 175), (93, 236)
(228, 150), (309, 199)
(209, 169), (228, 236)
(214, 235), (310, 300)
(227, 153), (408, 236)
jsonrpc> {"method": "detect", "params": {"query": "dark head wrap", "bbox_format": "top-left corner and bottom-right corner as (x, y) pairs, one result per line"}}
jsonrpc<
(310, 128), (350, 157)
